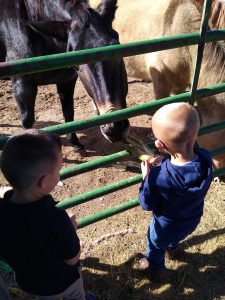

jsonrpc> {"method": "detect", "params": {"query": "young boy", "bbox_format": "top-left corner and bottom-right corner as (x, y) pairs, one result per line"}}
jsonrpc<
(0, 129), (95, 300)
(137, 102), (213, 280)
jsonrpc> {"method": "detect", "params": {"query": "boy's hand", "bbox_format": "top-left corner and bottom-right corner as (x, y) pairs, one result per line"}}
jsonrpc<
(141, 155), (164, 180)
(150, 155), (164, 166)
(141, 160), (151, 180)
(70, 214), (78, 230)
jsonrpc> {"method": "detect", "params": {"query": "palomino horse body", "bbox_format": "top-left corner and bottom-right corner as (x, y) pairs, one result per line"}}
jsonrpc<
(0, 0), (130, 149)
(91, 0), (225, 168)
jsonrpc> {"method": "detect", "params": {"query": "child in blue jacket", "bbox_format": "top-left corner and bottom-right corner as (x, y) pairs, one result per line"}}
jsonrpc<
(137, 102), (213, 280)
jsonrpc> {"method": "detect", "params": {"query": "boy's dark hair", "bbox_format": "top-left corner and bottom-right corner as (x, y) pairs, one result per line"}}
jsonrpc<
(0, 129), (62, 190)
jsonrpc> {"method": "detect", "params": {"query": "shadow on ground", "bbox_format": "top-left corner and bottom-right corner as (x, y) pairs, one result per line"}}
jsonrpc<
(82, 228), (225, 300)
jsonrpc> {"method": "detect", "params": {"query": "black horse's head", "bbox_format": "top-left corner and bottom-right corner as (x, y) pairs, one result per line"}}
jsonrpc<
(65, 0), (130, 142)
(28, 0), (129, 143)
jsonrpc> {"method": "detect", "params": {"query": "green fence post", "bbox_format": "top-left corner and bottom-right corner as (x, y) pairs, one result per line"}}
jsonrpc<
(190, 0), (212, 105)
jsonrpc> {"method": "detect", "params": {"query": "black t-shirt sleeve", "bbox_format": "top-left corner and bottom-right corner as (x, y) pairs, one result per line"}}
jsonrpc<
(53, 209), (80, 260)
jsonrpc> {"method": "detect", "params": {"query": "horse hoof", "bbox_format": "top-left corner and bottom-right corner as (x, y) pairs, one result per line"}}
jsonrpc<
(22, 119), (35, 129)
(73, 143), (85, 152)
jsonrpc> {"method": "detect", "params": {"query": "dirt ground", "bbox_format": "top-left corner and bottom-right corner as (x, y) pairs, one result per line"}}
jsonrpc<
(1, 77), (225, 300)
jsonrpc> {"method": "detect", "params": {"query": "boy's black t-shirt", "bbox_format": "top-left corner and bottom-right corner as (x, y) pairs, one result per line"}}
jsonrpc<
(0, 190), (81, 296)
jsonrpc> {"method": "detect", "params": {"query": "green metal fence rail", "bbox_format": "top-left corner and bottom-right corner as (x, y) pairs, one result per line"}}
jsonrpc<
(1, 0), (225, 273)
(1, 28), (225, 79)
(2, 82), (225, 149)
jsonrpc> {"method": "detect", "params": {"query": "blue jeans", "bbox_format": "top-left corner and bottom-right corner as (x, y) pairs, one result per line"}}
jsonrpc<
(146, 218), (197, 269)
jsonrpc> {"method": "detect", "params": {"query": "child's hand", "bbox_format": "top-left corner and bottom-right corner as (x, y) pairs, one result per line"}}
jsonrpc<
(149, 155), (164, 167)
(141, 160), (151, 180)
(70, 214), (78, 230)
(141, 155), (163, 180)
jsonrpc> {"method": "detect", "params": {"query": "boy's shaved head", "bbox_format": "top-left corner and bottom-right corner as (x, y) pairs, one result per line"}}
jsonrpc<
(152, 102), (200, 151)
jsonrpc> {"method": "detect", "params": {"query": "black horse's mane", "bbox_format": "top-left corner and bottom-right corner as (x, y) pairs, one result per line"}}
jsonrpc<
(59, 0), (91, 27)
(25, 0), (92, 26)
(60, 0), (88, 6)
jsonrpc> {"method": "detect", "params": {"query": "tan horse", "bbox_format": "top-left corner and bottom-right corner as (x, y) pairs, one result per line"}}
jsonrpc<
(91, 0), (205, 81)
(91, 0), (225, 169)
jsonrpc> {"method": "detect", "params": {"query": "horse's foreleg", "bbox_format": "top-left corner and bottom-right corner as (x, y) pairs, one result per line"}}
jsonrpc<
(150, 67), (172, 100)
(57, 77), (84, 151)
(92, 100), (99, 115)
(12, 78), (37, 128)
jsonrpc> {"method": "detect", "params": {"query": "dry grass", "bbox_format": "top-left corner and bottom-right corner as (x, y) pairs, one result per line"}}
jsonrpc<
(1, 179), (225, 300)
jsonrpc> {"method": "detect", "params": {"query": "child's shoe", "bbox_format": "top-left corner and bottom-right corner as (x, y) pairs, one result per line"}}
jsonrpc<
(134, 253), (149, 271)
(134, 253), (162, 282)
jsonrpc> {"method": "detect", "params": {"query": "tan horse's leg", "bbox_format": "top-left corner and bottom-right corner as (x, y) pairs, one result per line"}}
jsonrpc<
(197, 97), (225, 169)
(150, 67), (172, 100)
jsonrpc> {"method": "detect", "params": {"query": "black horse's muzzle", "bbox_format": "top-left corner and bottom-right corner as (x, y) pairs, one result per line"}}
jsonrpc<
(100, 119), (130, 143)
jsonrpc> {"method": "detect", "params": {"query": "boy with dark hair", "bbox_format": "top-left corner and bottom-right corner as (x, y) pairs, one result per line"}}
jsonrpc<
(137, 102), (213, 280)
(0, 129), (95, 300)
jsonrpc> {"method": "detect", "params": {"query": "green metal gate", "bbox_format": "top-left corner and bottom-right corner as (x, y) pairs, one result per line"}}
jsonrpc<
(1, 0), (225, 271)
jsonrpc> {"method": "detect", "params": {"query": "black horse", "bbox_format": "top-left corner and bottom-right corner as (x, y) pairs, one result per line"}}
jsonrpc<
(0, 0), (129, 149)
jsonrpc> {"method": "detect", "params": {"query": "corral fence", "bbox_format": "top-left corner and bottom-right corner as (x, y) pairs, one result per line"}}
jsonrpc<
(0, 0), (225, 272)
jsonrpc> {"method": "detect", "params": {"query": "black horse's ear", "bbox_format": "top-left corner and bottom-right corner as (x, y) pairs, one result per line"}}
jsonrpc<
(27, 21), (70, 42)
(96, 0), (117, 26)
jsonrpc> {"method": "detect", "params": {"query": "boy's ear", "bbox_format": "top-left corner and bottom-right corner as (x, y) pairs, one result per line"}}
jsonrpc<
(38, 174), (49, 191)
(155, 139), (167, 152)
